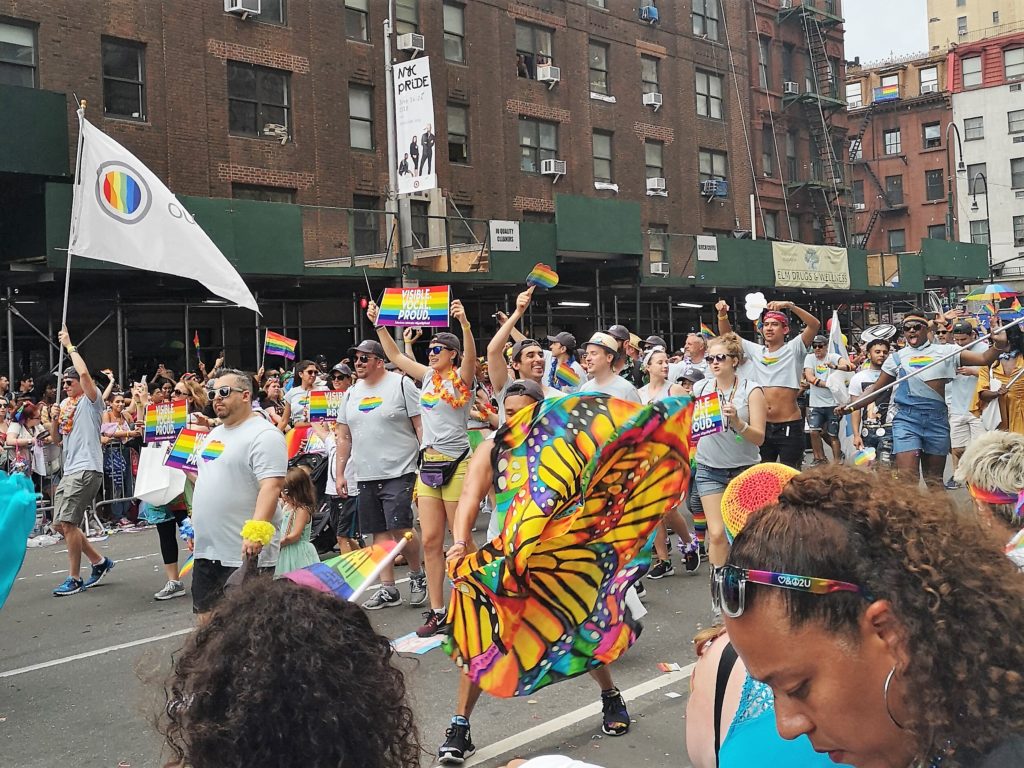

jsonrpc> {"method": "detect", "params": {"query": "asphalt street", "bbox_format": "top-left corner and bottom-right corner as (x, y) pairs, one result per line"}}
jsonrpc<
(2, 528), (715, 768)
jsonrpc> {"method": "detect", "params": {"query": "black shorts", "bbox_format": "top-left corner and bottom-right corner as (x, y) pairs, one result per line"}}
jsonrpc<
(328, 494), (360, 539)
(760, 419), (805, 470)
(192, 558), (273, 614)
(357, 474), (415, 534)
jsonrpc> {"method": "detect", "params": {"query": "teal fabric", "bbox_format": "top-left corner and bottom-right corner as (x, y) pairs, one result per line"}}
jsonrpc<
(0, 472), (40, 609)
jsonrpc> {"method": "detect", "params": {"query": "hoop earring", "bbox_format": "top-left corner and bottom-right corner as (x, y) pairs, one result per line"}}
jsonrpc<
(884, 666), (905, 730)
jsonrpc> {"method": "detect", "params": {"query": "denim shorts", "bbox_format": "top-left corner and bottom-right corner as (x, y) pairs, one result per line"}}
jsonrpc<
(694, 463), (754, 497)
(892, 409), (950, 457)
(808, 406), (841, 437)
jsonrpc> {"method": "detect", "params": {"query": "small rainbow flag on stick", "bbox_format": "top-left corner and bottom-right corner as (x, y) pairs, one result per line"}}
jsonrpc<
(527, 263), (559, 289)
(853, 447), (876, 466)
(284, 532), (414, 602)
(264, 330), (298, 360)
(700, 319), (714, 338)
(377, 286), (450, 327)
(144, 399), (188, 443)
(554, 361), (581, 389)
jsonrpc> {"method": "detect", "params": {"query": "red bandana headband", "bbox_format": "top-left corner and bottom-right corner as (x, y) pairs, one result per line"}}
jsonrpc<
(762, 310), (789, 328)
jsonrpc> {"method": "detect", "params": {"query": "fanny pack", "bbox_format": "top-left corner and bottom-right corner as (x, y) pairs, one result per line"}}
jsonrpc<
(418, 449), (468, 489)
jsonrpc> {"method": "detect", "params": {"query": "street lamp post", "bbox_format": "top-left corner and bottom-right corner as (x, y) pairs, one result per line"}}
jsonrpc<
(970, 172), (992, 278)
(944, 122), (966, 241)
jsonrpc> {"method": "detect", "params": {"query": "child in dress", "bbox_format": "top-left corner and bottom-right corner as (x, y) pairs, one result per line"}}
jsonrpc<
(274, 467), (321, 577)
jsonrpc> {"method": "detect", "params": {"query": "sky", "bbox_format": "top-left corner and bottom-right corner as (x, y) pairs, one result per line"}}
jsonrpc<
(843, 0), (929, 64)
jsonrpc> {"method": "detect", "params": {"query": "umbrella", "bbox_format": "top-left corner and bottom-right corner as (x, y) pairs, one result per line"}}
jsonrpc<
(965, 283), (1018, 301)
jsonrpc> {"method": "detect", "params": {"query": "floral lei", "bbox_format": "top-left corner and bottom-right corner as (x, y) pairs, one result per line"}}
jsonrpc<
(59, 396), (80, 436)
(431, 368), (471, 409)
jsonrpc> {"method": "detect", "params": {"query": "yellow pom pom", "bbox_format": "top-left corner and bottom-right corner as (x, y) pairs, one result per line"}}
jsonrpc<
(240, 520), (275, 546)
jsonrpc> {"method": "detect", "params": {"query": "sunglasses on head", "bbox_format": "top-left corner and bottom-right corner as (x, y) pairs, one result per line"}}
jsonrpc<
(704, 353), (733, 364)
(428, 345), (452, 356)
(902, 322), (927, 332)
(711, 564), (872, 619)
(206, 385), (246, 400)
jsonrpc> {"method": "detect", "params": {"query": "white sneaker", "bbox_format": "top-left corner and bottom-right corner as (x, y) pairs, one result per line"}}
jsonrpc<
(154, 580), (186, 600)
(362, 586), (403, 610)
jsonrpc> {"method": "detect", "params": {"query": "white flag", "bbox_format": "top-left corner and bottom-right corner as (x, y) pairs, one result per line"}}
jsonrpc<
(70, 115), (258, 312)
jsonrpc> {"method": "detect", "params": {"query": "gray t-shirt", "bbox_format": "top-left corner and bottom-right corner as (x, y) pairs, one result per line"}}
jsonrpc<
(419, 370), (473, 457)
(59, 391), (105, 474)
(738, 336), (810, 390)
(496, 379), (563, 423)
(578, 375), (642, 402)
(191, 415), (288, 568)
(804, 352), (841, 408)
(693, 377), (763, 469)
(339, 372), (421, 480)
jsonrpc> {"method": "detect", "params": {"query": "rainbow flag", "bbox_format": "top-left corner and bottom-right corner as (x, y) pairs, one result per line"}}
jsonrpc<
(377, 286), (450, 327)
(179, 554), (194, 578)
(527, 263), (559, 289)
(144, 399), (188, 443)
(284, 426), (326, 458)
(853, 447), (876, 466)
(691, 392), (725, 439)
(164, 429), (213, 471)
(308, 389), (345, 423)
(264, 330), (298, 360)
(284, 539), (403, 600)
(192, 330), (200, 351)
(1012, 297), (1022, 313)
(700, 320), (714, 338)
(554, 361), (580, 389)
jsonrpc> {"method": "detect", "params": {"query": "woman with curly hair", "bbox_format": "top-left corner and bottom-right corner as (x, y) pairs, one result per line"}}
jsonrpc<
(160, 577), (420, 768)
(721, 465), (1024, 768)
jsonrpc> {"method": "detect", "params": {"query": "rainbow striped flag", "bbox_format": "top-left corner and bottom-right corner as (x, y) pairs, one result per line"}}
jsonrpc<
(700, 320), (714, 338)
(284, 539), (403, 600)
(164, 429), (214, 471)
(264, 330), (298, 360)
(554, 361), (581, 389)
(309, 389), (345, 423)
(1012, 297), (1022, 313)
(179, 554), (194, 578)
(144, 399), (188, 443)
(377, 286), (450, 328)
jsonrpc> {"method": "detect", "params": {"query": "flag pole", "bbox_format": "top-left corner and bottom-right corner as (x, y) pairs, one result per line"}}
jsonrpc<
(260, 329), (267, 370)
(58, 98), (89, 379)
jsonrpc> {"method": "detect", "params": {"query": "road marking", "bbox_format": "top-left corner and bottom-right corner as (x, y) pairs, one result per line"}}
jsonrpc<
(464, 663), (695, 766)
(0, 628), (194, 678)
(19, 553), (165, 580)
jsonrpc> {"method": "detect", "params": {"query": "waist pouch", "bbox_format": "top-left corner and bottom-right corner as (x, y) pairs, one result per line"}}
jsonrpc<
(418, 449), (468, 489)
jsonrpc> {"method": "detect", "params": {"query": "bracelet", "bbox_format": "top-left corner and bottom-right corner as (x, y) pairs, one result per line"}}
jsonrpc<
(240, 519), (275, 546)
(66, 345), (77, 354)
(717, 313), (728, 319)
(374, 325), (385, 331)
(453, 540), (467, 548)
(739, 421), (749, 434)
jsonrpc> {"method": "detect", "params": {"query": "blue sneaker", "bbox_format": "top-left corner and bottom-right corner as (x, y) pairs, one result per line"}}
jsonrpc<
(82, 557), (115, 588)
(53, 576), (85, 596)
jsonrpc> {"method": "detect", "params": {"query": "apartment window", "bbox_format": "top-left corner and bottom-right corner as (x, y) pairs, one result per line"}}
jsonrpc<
(1014, 215), (1024, 247)
(919, 66), (938, 92)
(0, 21), (37, 87)
(964, 116), (984, 140)
(957, 16), (967, 36)
(1009, 109), (1024, 134)
(963, 56), (982, 88)
(764, 212), (778, 240)
(641, 55), (659, 94)
(762, 126), (775, 176)
(349, 85), (373, 149)
(395, 0), (419, 35)
(852, 180), (864, 206)
(925, 169), (944, 201)
(1005, 48), (1024, 81)
(846, 81), (862, 108)
(698, 149), (728, 183)
(352, 195), (380, 256)
(782, 44), (794, 83)
(696, 70), (723, 119)
(589, 0), (608, 7)
(227, 62), (290, 137)
(693, 0), (720, 41)
(519, 118), (558, 173)
(516, 22), (553, 79)
(789, 214), (801, 241)
(259, 0), (286, 25)
(102, 39), (146, 120)
(955, 0), (965, 5)
(970, 219), (989, 245)
(345, 0), (369, 41)
(966, 162), (987, 186)
(885, 174), (904, 205)
(449, 206), (474, 245)
(883, 128), (901, 155)
(880, 73), (899, 93)
(922, 122), (941, 149)
(410, 200), (429, 247)
(589, 41), (609, 95)
(928, 224), (947, 240)
(648, 224), (668, 263)
(446, 105), (469, 164)
(232, 184), (296, 203)
(645, 140), (664, 179)
(592, 131), (613, 183)
(1012, 157), (1024, 189)
(786, 131), (798, 179)
(758, 37), (771, 90)
(994, 11), (1000, 24)
(443, 3), (465, 63)
(888, 229), (906, 253)
(804, 52), (815, 94)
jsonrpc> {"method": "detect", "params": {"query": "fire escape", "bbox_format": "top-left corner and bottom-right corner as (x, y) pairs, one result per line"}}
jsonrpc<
(778, 0), (848, 246)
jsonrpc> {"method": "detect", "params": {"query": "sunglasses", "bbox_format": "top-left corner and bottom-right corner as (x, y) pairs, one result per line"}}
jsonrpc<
(302, 369), (318, 376)
(173, 390), (191, 397)
(711, 564), (872, 619)
(428, 345), (452, 356)
(704, 353), (733, 364)
(812, 343), (826, 348)
(354, 354), (377, 364)
(902, 322), (927, 332)
(329, 373), (348, 380)
(206, 385), (246, 400)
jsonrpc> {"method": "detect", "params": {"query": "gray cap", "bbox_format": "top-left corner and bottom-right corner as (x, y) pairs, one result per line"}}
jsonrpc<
(349, 340), (386, 358)
(679, 367), (705, 384)
(503, 379), (545, 402)
(510, 338), (541, 361)
(331, 362), (354, 376)
(952, 322), (974, 335)
(606, 324), (630, 343)
(546, 332), (577, 351)
(431, 332), (462, 353)
(644, 335), (668, 349)
(812, 335), (828, 345)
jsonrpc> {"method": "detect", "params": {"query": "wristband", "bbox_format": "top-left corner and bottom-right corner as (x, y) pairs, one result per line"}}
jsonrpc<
(717, 313), (728, 319)
(66, 345), (77, 354)
(453, 540), (467, 548)
(240, 520), (275, 546)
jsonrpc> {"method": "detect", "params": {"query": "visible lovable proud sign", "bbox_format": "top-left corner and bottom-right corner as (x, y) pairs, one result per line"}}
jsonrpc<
(377, 286), (450, 327)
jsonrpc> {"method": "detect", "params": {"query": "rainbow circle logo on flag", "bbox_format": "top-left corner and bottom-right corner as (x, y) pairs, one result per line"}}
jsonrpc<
(96, 160), (151, 223)
(358, 396), (383, 412)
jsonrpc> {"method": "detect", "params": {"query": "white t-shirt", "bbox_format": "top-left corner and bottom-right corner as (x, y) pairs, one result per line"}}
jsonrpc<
(577, 375), (641, 402)
(738, 336), (810, 390)
(849, 368), (895, 425)
(804, 353), (841, 408)
(191, 415), (288, 568)
(285, 386), (312, 426)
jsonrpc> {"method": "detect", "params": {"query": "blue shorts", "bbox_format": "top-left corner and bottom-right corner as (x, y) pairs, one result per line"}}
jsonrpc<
(694, 463), (755, 497)
(892, 409), (950, 456)
(808, 406), (841, 437)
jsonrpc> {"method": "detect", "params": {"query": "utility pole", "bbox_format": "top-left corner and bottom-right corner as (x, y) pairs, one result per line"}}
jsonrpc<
(383, 0), (413, 287)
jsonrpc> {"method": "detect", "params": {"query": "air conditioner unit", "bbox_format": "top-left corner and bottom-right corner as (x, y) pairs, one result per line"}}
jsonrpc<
(921, 82), (939, 94)
(646, 177), (667, 193)
(780, 0), (793, 9)
(853, 203), (866, 210)
(848, 99), (862, 108)
(783, 81), (800, 95)
(397, 33), (425, 53)
(541, 158), (567, 178)
(225, 0), (261, 17)
(650, 261), (670, 275)
(642, 91), (663, 110)
(537, 64), (561, 87)
(639, 5), (660, 23)
(701, 178), (729, 197)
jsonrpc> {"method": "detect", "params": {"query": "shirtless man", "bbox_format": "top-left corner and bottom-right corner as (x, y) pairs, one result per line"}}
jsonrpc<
(716, 298), (820, 469)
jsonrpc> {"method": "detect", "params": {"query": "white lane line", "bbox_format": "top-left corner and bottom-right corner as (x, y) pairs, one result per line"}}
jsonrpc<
(0, 628), (194, 678)
(19, 553), (168, 580)
(464, 663), (696, 766)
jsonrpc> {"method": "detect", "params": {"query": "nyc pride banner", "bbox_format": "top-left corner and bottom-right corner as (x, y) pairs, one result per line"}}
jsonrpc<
(144, 399), (187, 444)
(377, 286), (450, 327)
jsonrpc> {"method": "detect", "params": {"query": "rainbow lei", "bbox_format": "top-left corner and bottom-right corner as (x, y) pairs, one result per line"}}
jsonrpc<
(430, 368), (471, 410)
(240, 519), (276, 546)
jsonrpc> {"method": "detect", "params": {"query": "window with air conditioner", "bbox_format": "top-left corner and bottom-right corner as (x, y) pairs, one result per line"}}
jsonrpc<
(519, 118), (558, 173)
(698, 148), (728, 185)
(395, 0), (419, 35)
(919, 66), (938, 94)
(228, 61), (290, 138)
(648, 225), (668, 264)
(645, 140), (664, 179)
(516, 22), (553, 80)
(846, 81), (862, 108)
(0, 21), (37, 88)
(964, 116), (984, 140)
(1005, 48), (1024, 81)
(963, 56), (982, 88)
(957, 16), (967, 36)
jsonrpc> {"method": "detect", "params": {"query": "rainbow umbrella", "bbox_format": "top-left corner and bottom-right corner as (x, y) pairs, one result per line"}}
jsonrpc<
(965, 283), (1018, 301)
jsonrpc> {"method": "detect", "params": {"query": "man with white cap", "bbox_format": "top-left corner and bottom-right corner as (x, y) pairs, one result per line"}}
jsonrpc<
(579, 332), (641, 402)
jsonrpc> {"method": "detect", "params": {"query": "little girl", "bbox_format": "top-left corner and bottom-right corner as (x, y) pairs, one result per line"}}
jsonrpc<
(274, 467), (321, 577)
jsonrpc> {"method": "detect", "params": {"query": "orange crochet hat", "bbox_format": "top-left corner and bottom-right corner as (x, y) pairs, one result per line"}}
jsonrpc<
(721, 463), (799, 542)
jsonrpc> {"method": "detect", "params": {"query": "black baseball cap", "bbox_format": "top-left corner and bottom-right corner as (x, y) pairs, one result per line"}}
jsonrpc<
(644, 335), (668, 349)
(503, 379), (545, 402)
(431, 332), (462, 353)
(606, 324), (630, 343)
(349, 340), (386, 359)
(330, 362), (354, 376)
(952, 322), (974, 335)
(546, 332), (577, 351)
(62, 367), (80, 381)
(510, 339), (542, 361)
(680, 367), (705, 384)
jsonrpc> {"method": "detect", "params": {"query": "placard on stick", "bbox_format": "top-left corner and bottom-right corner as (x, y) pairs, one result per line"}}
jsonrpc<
(377, 286), (450, 327)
